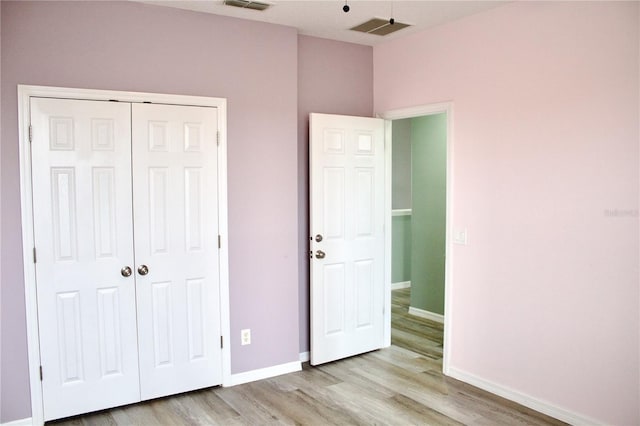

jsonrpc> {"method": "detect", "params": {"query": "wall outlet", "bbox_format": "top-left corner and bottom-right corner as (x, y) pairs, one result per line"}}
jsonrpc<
(241, 329), (251, 345)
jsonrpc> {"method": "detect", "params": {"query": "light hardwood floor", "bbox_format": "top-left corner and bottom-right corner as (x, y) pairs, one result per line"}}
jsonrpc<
(391, 288), (444, 360)
(50, 289), (566, 425)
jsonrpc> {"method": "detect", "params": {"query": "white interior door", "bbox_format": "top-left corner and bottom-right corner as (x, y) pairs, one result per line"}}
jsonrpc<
(31, 98), (141, 420)
(132, 103), (222, 400)
(31, 97), (223, 419)
(309, 113), (386, 365)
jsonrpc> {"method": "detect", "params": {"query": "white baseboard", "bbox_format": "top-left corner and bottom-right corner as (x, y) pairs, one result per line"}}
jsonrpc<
(391, 281), (411, 290)
(408, 306), (444, 323)
(1, 418), (32, 426)
(447, 367), (601, 426)
(299, 351), (310, 362)
(227, 360), (301, 387)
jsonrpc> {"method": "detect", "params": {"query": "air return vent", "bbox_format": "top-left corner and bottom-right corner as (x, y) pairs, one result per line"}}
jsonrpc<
(350, 18), (410, 36)
(224, 0), (270, 11)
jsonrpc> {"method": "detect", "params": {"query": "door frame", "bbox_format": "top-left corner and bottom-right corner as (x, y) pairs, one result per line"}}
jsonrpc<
(380, 101), (454, 375)
(17, 85), (231, 425)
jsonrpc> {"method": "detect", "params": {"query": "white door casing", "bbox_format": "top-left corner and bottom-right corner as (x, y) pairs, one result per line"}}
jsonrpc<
(25, 90), (227, 422)
(381, 102), (454, 376)
(132, 103), (222, 400)
(31, 98), (141, 420)
(309, 113), (386, 365)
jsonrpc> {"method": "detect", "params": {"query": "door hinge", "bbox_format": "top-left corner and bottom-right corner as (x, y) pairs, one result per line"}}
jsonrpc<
(218, 235), (221, 249)
(220, 336), (223, 349)
(216, 131), (220, 146)
(28, 125), (33, 143)
(39, 366), (43, 381)
(33, 247), (37, 263)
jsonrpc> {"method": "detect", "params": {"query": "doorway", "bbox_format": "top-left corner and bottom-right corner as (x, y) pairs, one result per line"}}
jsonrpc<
(382, 103), (453, 373)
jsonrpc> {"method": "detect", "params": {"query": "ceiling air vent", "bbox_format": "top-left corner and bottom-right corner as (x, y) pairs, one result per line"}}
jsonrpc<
(223, 0), (270, 11)
(350, 18), (410, 36)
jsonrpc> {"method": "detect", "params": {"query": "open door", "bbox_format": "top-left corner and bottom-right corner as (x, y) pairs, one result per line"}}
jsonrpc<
(309, 113), (386, 365)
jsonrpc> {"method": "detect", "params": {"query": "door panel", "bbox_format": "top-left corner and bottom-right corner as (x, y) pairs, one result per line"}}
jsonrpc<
(132, 103), (222, 400)
(310, 113), (385, 365)
(31, 98), (140, 421)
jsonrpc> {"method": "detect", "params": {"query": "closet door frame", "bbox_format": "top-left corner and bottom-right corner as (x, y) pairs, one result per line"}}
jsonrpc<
(17, 85), (231, 425)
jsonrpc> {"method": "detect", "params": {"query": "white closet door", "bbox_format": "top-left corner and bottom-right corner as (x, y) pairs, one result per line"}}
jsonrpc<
(309, 113), (386, 365)
(31, 98), (140, 421)
(132, 103), (222, 400)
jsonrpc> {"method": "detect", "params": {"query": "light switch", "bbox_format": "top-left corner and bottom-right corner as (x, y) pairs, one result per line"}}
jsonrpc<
(453, 228), (468, 245)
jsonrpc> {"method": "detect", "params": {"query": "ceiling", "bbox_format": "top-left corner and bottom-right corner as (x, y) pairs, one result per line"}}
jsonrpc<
(138, 0), (506, 46)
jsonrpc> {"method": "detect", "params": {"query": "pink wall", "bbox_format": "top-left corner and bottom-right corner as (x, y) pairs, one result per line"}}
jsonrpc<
(0, 2), (3, 421)
(1, 1), (299, 421)
(2, 1), (637, 424)
(297, 35), (373, 352)
(374, 2), (639, 424)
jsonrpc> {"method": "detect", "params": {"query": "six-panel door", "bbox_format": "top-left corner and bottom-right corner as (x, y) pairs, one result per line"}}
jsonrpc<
(31, 98), (222, 420)
(132, 103), (222, 400)
(31, 98), (141, 420)
(309, 113), (386, 365)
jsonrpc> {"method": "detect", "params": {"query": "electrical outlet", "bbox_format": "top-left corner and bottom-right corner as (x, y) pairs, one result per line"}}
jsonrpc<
(241, 329), (251, 346)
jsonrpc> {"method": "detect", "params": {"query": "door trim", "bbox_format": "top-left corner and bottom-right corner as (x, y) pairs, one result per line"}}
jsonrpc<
(17, 85), (231, 425)
(379, 101), (454, 376)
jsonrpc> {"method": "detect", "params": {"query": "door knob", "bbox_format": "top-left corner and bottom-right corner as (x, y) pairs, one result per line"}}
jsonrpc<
(315, 234), (323, 242)
(315, 250), (326, 259)
(121, 266), (132, 277)
(137, 265), (149, 276)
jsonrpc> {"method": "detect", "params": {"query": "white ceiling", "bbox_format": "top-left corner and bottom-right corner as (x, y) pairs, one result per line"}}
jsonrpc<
(138, 0), (506, 46)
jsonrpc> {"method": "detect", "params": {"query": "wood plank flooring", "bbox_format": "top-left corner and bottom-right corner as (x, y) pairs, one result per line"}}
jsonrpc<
(391, 288), (444, 360)
(49, 289), (566, 425)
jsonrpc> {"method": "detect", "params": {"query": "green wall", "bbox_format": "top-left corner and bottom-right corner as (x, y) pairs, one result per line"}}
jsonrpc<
(410, 114), (447, 314)
(391, 118), (412, 284)
(392, 118), (412, 209)
(392, 215), (412, 283)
